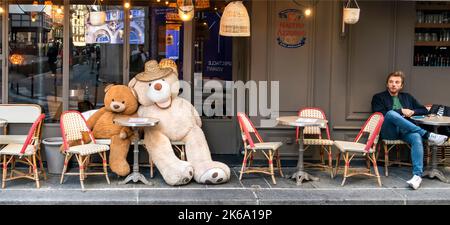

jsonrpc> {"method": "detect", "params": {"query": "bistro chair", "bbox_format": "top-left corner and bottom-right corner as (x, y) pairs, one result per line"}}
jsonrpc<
(426, 140), (450, 167)
(60, 111), (110, 191)
(296, 107), (334, 178)
(0, 114), (46, 189)
(237, 112), (283, 184)
(379, 140), (411, 176)
(334, 112), (384, 187)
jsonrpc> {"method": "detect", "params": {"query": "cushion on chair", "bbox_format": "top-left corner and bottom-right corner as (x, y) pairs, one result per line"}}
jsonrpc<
(95, 139), (111, 145)
(303, 139), (334, 146)
(382, 139), (408, 145)
(0, 135), (28, 144)
(247, 142), (282, 151)
(67, 143), (109, 156)
(0, 143), (35, 156)
(334, 141), (375, 153)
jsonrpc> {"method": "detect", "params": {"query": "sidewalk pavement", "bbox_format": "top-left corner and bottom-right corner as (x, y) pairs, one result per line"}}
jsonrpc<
(1, 165), (450, 205)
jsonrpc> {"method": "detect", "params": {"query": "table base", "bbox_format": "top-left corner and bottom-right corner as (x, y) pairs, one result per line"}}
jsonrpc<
(423, 168), (448, 183)
(119, 172), (153, 185)
(289, 170), (319, 185)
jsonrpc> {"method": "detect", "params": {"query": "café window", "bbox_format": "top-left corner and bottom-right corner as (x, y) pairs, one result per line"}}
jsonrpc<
(8, 2), (64, 122)
(69, 3), (124, 113)
(194, 7), (233, 119)
(129, 2), (184, 80)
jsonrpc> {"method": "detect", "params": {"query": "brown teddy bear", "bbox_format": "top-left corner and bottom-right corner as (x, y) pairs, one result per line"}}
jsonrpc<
(86, 84), (138, 176)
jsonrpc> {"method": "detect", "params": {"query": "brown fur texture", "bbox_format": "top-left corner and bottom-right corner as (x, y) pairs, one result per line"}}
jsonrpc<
(86, 85), (138, 176)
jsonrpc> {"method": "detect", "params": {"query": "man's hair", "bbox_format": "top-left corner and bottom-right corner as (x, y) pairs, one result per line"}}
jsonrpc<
(386, 71), (405, 85)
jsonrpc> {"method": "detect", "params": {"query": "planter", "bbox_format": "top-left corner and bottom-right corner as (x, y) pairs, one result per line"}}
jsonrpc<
(42, 137), (65, 174)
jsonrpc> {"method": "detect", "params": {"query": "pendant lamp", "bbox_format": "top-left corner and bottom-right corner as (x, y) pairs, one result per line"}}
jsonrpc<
(219, 1), (250, 37)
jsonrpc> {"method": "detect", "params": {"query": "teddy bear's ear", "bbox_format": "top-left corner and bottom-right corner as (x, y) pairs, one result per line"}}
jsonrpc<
(104, 84), (115, 93)
(129, 87), (138, 99)
(128, 78), (137, 89)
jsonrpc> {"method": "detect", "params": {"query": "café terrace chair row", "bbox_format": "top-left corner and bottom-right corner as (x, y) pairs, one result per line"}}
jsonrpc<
(237, 109), (449, 186)
(0, 104), (448, 189)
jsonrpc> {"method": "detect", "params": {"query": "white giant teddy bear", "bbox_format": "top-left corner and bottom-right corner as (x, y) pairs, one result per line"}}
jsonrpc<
(129, 59), (230, 186)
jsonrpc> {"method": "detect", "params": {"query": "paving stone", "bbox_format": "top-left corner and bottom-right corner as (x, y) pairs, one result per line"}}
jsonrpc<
(1, 167), (450, 204)
(255, 189), (405, 205)
(137, 189), (257, 205)
(231, 167), (272, 189)
(394, 189), (450, 205)
(0, 189), (139, 205)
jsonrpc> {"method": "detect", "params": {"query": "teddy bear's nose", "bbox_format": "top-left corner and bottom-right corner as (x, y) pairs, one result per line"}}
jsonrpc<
(113, 105), (120, 109)
(154, 83), (162, 91)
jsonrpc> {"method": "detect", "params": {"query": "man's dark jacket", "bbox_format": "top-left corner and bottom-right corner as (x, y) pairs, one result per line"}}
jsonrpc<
(371, 90), (428, 116)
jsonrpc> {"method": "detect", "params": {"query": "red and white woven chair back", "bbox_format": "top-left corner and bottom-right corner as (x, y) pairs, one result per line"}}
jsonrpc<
(356, 112), (384, 151)
(60, 111), (95, 150)
(237, 112), (263, 148)
(299, 108), (327, 136)
(20, 114), (45, 154)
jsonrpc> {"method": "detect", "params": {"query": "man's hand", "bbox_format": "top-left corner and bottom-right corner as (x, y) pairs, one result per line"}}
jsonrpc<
(401, 108), (415, 117)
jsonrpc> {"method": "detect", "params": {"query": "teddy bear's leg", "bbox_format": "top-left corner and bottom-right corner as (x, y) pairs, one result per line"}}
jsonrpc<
(109, 135), (131, 176)
(144, 130), (194, 186)
(183, 126), (231, 184)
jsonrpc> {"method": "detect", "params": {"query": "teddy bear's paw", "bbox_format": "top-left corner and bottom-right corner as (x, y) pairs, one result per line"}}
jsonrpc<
(199, 168), (228, 184)
(119, 131), (127, 139)
(173, 164), (194, 185)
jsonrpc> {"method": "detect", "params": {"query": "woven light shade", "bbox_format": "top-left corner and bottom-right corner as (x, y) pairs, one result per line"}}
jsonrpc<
(219, 1), (250, 37)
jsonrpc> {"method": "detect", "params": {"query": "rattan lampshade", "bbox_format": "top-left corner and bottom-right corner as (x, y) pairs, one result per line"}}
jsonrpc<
(219, 1), (250, 37)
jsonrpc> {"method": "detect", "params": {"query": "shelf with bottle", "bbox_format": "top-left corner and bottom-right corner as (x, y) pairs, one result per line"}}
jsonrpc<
(415, 30), (450, 44)
(414, 53), (450, 67)
(416, 10), (450, 25)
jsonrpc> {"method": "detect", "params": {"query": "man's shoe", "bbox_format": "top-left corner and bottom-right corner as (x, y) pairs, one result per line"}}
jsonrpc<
(406, 175), (422, 190)
(428, 132), (448, 146)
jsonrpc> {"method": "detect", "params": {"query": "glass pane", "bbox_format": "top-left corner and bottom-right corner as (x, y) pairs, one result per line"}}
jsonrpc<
(69, 4), (124, 112)
(194, 9), (233, 119)
(8, 3), (64, 122)
(129, 4), (184, 80)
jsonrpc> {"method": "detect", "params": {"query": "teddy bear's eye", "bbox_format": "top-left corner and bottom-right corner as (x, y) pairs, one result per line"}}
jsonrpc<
(162, 79), (165, 81)
(112, 98), (115, 102)
(122, 101), (125, 104)
(148, 83), (152, 87)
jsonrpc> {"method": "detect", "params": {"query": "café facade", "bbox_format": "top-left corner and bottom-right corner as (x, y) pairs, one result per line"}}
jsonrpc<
(0, 0), (449, 166)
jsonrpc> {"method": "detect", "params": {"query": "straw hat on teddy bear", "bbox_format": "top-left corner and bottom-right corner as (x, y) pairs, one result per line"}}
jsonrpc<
(135, 60), (172, 82)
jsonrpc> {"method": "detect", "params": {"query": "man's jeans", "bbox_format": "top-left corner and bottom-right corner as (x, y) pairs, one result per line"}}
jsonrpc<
(381, 110), (427, 176)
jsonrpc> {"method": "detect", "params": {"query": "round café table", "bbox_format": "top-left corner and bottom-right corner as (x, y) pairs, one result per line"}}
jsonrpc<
(411, 115), (450, 183)
(277, 116), (328, 185)
(113, 117), (159, 185)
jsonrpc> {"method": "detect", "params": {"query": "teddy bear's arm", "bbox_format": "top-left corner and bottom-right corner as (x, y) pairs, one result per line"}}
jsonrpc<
(192, 106), (202, 127)
(119, 127), (135, 139)
(86, 108), (107, 130)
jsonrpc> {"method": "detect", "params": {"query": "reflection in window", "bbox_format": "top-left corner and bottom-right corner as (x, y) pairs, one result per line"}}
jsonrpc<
(129, 5), (184, 80)
(194, 10), (233, 119)
(69, 4), (124, 113)
(8, 3), (64, 122)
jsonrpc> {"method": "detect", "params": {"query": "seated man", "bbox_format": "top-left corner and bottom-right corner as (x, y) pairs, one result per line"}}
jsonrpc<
(372, 71), (448, 190)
